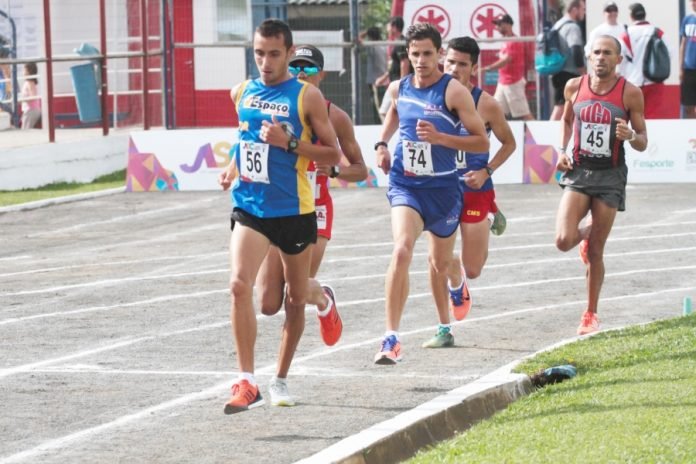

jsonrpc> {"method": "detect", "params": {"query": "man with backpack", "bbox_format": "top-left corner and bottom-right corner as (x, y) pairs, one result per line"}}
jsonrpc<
(550, 0), (587, 120)
(620, 3), (671, 119)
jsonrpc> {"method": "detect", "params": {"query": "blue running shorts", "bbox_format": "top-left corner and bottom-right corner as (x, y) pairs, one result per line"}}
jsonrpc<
(387, 184), (461, 237)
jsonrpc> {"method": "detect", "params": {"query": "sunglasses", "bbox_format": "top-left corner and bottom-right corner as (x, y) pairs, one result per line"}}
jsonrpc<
(289, 65), (320, 76)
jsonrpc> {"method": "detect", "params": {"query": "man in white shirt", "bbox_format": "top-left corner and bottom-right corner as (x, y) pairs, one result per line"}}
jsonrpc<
(620, 2), (670, 118)
(585, 2), (625, 72)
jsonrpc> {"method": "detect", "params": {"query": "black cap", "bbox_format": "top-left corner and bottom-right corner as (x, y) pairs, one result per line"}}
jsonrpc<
(493, 14), (514, 26)
(629, 3), (646, 19)
(603, 1), (618, 12)
(290, 45), (324, 70)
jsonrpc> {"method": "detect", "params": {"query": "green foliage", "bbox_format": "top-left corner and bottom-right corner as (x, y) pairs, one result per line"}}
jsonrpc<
(362, 0), (391, 31)
(0, 169), (126, 206)
(408, 316), (696, 463)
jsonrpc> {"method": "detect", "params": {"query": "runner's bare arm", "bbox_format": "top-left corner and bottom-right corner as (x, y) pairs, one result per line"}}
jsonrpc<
(620, 82), (647, 152)
(376, 81), (401, 174)
(440, 79), (489, 153)
(329, 105), (368, 182)
(557, 77), (582, 172)
(260, 85), (340, 165)
(480, 92), (516, 171)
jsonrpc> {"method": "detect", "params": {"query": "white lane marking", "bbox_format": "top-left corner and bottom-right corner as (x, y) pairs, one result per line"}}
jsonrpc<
(25, 197), (219, 238)
(31, 366), (479, 382)
(4, 217), (695, 270)
(3, 255), (695, 325)
(2, 269), (225, 297)
(2, 283), (695, 464)
(0, 290), (227, 326)
(0, 253), (225, 278)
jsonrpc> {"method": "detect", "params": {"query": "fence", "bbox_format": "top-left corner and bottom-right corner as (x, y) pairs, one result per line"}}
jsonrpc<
(0, 0), (545, 146)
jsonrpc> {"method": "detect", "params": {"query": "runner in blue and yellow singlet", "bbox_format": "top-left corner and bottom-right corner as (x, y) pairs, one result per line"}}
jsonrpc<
(218, 19), (340, 414)
(372, 23), (490, 365)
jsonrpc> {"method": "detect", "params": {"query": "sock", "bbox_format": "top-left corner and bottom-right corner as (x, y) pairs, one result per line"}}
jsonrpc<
(271, 375), (287, 385)
(237, 372), (256, 386)
(316, 292), (333, 317)
(448, 280), (464, 292)
(384, 330), (398, 340)
(438, 324), (452, 333)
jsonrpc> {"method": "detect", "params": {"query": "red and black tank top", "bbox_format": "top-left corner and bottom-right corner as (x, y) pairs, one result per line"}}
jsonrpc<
(571, 75), (629, 170)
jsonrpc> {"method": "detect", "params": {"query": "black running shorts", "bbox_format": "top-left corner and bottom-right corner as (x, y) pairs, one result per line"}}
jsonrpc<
(230, 208), (317, 255)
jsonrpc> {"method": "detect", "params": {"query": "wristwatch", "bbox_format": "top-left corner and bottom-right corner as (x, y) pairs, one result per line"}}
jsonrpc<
(374, 141), (388, 151)
(485, 166), (494, 177)
(329, 165), (340, 178)
(287, 136), (299, 153)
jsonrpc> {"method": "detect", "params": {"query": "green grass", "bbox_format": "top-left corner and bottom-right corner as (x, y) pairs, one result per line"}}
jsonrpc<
(0, 169), (126, 207)
(408, 315), (696, 463)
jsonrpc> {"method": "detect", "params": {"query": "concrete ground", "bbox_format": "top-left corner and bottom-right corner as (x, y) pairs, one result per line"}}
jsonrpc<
(1, 183), (695, 463)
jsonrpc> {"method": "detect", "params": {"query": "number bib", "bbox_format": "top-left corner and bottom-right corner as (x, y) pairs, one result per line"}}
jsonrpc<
(306, 170), (320, 199)
(455, 150), (467, 170)
(240, 142), (270, 183)
(316, 204), (327, 230)
(580, 123), (611, 157)
(403, 141), (434, 176)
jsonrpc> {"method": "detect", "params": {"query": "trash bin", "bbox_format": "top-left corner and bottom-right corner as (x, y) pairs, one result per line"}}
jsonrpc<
(71, 43), (102, 124)
(70, 62), (101, 123)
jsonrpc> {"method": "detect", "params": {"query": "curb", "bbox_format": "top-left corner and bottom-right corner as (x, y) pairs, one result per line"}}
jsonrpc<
(0, 187), (126, 214)
(296, 332), (605, 464)
(295, 365), (532, 464)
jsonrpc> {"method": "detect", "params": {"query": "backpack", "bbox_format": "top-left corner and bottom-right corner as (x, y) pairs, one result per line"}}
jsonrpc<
(535, 22), (570, 75)
(623, 26), (670, 83)
(643, 29), (670, 83)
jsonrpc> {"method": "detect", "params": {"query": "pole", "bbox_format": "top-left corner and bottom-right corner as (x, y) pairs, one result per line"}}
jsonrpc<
(42, 0), (55, 142)
(349, 0), (360, 123)
(99, 0), (109, 135)
(141, 0), (150, 130)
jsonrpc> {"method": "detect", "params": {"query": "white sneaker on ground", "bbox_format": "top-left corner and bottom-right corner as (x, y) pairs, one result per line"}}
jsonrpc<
(268, 377), (295, 407)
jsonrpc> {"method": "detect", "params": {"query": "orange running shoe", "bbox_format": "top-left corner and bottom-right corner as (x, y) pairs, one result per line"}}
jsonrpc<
(223, 380), (264, 415)
(374, 335), (402, 365)
(577, 311), (600, 335)
(450, 270), (472, 321)
(318, 285), (342, 346)
(579, 239), (589, 265)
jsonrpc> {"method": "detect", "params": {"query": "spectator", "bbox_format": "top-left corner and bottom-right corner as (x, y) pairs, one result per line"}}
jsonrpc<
(482, 14), (533, 120)
(20, 62), (41, 129)
(0, 36), (12, 116)
(376, 17), (413, 120)
(585, 2), (625, 60)
(620, 3), (670, 119)
(680, 0), (696, 118)
(360, 26), (388, 123)
(550, 0), (586, 120)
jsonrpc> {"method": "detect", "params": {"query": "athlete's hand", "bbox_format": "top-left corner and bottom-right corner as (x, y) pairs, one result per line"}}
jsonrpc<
(376, 146), (391, 174)
(463, 169), (487, 190)
(218, 162), (237, 191)
(315, 163), (332, 176)
(260, 115), (291, 149)
(416, 119), (439, 144)
(614, 117), (634, 141)
(556, 152), (573, 172)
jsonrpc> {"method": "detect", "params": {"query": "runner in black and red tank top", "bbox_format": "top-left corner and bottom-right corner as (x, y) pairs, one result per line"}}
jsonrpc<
(554, 35), (648, 337)
(253, 45), (367, 405)
(570, 74), (628, 170)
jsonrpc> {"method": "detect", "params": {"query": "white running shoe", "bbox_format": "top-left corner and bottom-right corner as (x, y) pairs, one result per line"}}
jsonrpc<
(268, 377), (295, 407)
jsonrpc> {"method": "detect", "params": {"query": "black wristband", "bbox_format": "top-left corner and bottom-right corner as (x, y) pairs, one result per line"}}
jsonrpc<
(374, 141), (388, 150)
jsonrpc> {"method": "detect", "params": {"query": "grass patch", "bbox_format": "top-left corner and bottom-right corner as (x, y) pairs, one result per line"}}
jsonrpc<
(408, 315), (696, 463)
(0, 169), (126, 207)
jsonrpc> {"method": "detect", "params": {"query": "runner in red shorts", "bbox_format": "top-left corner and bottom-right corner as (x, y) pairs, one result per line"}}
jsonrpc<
(422, 36), (517, 348)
